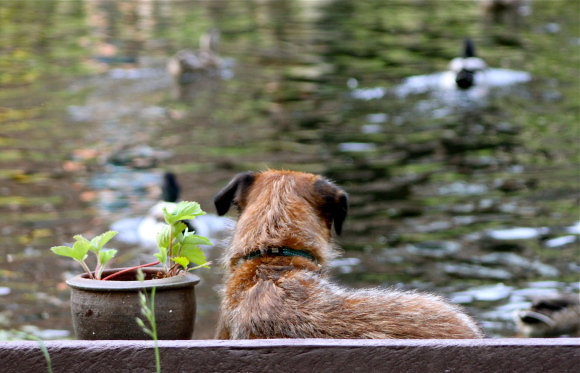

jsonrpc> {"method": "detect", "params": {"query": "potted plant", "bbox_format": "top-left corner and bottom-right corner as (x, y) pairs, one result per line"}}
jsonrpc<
(51, 201), (211, 340)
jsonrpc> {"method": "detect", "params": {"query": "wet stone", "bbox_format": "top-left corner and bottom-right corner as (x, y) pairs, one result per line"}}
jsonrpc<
(450, 283), (514, 303)
(441, 263), (513, 280)
(475, 252), (532, 268)
(406, 241), (460, 258)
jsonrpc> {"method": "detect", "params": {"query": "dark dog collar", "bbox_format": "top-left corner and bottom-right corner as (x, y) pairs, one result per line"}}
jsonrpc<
(239, 246), (316, 264)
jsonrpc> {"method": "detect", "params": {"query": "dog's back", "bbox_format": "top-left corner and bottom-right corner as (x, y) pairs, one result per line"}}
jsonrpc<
(214, 170), (484, 339)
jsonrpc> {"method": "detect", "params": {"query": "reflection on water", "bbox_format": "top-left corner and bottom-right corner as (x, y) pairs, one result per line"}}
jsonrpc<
(393, 68), (531, 97)
(352, 68), (532, 101)
(352, 67), (533, 122)
(89, 166), (162, 214)
(0, 0), (578, 340)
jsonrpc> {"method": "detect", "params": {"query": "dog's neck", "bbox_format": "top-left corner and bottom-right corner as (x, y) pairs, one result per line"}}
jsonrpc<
(224, 175), (336, 268)
(238, 246), (317, 265)
(226, 214), (332, 268)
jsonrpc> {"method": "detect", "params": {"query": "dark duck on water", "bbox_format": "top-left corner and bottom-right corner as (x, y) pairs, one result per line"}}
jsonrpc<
(449, 38), (488, 90)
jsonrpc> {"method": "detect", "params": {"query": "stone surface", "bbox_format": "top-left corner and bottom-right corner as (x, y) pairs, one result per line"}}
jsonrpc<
(0, 338), (578, 373)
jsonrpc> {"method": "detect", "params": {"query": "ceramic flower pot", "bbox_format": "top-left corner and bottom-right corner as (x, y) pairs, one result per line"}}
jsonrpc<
(66, 267), (200, 340)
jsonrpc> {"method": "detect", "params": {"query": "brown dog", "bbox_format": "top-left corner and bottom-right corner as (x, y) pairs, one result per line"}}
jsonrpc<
(214, 170), (484, 339)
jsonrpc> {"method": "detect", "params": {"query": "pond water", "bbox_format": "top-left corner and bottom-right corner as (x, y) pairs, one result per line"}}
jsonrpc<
(0, 0), (578, 340)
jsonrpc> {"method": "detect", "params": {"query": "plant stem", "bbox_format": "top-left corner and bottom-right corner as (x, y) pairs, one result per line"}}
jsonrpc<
(94, 263), (101, 280)
(14, 331), (52, 373)
(101, 261), (161, 281)
(168, 262), (181, 277)
(168, 227), (174, 261)
(150, 287), (160, 373)
(94, 251), (102, 280)
(137, 269), (161, 373)
(166, 226), (176, 276)
(78, 260), (94, 280)
(153, 339), (160, 373)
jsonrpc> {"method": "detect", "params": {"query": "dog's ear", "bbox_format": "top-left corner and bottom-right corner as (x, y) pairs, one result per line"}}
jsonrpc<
(333, 192), (348, 235)
(214, 172), (256, 216)
(314, 178), (349, 235)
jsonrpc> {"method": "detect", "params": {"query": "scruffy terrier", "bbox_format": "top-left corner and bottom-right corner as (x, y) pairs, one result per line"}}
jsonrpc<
(213, 170), (484, 339)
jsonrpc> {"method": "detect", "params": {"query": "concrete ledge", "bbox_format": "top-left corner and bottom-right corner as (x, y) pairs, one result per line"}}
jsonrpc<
(1, 338), (578, 373)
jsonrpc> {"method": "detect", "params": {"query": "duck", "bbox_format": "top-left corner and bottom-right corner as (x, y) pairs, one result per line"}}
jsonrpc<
(448, 38), (488, 90)
(391, 38), (529, 103)
(478, 0), (531, 30)
(138, 172), (232, 248)
(515, 293), (580, 338)
(167, 29), (222, 84)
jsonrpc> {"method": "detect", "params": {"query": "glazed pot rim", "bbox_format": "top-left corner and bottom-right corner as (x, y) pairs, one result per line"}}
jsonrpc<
(66, 267), (200, 291)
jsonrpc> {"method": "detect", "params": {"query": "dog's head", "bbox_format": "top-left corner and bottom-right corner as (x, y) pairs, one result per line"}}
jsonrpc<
(214, 170), (348, 236)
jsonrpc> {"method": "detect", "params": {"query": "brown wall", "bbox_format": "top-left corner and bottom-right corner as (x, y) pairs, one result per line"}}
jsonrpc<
(1, 338), (578, 373)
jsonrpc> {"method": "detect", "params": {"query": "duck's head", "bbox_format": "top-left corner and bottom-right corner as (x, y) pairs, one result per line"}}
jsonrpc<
(515, 294), (580, 337)
(161, 172), (180, 203)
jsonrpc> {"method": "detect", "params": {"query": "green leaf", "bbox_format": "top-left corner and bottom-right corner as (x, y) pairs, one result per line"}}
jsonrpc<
(136, 318), (154, 337)
(90, 231), (118, 251)
(138, 292), (147, 305)
(179, 245), (208, 266)
(98, 249), (117, 266)
(156, 225), (171, 249)
(50, 244), (88, 262)
(171, 256), (190, 269)
(136, 317), (146, 329)
(73, 235), (89, 244)
(183, 234), (212, 246)
(163, 201), (205, 225)
(74, 234), (99, 254)
(171, 221), (187, 240)
(73, 235), (96, 253)
(154, 249), (167, 265)
(136, 268), (146, 282)
(162, 202), (177, 224)
(50, 245), (73, 258)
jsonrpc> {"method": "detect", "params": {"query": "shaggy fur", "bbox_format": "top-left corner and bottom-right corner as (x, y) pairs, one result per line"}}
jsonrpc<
(214, 170), (484, 339)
